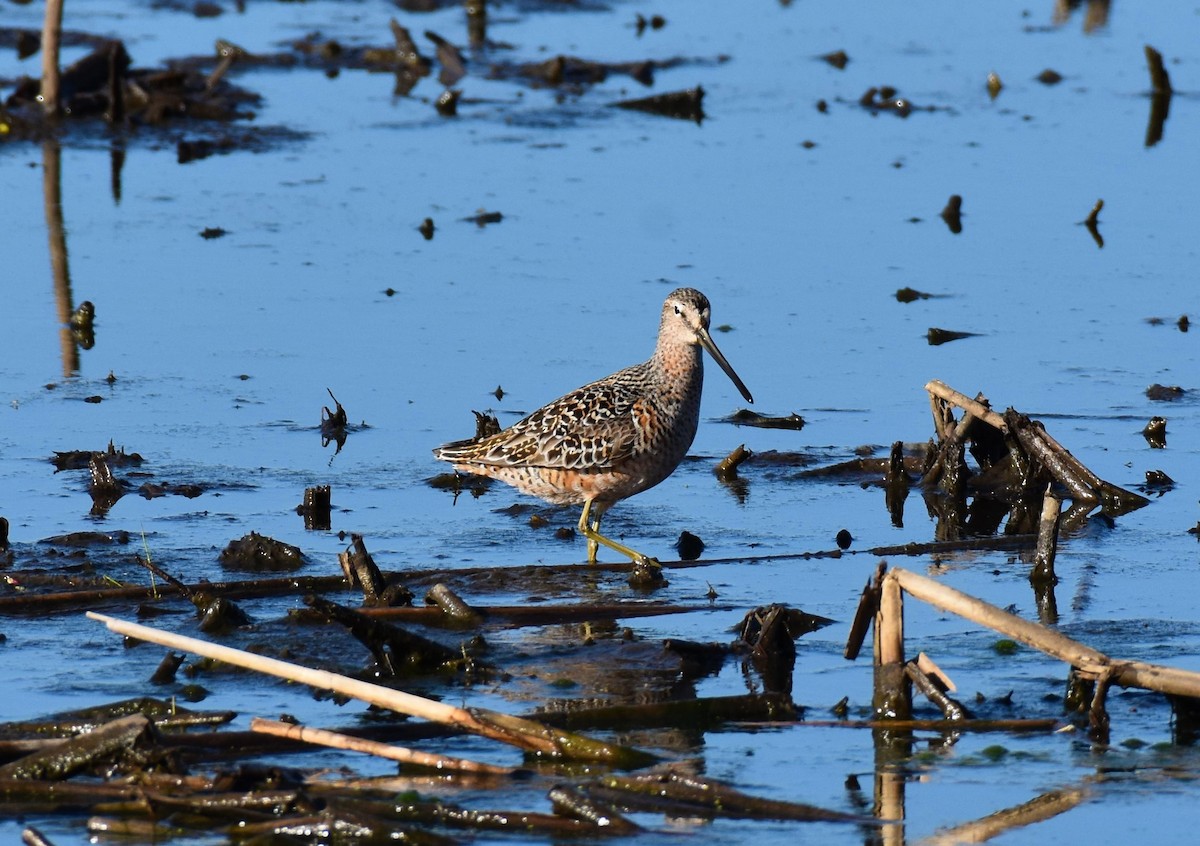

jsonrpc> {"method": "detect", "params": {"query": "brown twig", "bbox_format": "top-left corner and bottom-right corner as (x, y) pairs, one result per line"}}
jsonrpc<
(1030, 485), (1061, 586)
(250, 718), (515, 776)
(925, 380), (1008, 432)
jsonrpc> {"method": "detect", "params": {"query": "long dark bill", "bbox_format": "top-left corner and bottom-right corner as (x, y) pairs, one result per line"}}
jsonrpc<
(698, 328), (753, 404)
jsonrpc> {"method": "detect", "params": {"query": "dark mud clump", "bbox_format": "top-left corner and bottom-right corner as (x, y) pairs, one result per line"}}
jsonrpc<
(219, 531), (306, 573)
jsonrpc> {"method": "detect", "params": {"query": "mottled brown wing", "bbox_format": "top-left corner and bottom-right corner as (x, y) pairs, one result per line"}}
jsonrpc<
(435, 370), (647, 471)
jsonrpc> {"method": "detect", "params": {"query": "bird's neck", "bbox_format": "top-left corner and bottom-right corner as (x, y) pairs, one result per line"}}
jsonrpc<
(653, 342), (703, 401)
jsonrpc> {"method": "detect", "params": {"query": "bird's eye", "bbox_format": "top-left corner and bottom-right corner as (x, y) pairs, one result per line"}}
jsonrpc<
(674, 305), (682, 315)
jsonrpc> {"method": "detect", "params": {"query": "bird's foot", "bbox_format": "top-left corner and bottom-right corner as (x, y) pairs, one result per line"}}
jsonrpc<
(627, 555), (666, 589)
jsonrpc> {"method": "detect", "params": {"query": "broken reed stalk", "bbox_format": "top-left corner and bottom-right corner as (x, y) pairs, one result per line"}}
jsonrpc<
(1030, 485), (1061, 585)
(885, 569), (1200, 700)
(22, 825), (56, 846)
(878, 577), (904, 665)
(715, 444), (751, 480)
(923, 783), (1089, 846)
(873, 570), (910, 718)
(40, 0), (65, 115)
(844, 563), (884, 660)
(250, 718), (515, 776)
(87, 612), (656, 768)
(905, 661), (968, 721)
(925, 380), (1007, 432)
(424, 583), (479, 624)
(926, 379), (1149, 514)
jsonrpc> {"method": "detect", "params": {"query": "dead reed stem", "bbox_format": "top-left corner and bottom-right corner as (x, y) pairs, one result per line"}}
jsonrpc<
(40, 0), (65, 115)
(250, 718), (515, 776)
(87, 612), (656, 767)
(886, 569), (1200, 699)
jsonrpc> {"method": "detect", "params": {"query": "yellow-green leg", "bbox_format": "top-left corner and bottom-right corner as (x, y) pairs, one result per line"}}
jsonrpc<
(578, 498), (658, 566)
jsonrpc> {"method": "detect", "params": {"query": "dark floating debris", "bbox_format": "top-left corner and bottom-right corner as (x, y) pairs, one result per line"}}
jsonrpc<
(1083, 198), (1104, 248)
(1144, 45), (1172, 147)
(820, 49), (849, 70)
(1142, 416), (1167, 449)
(418, 217), (436, 240)
(858, 85), (917, 117)
(219, 531), (306, 573)
(522, 54), (609, 87)
(435, 88), (460, 116)
(836, 529), (853, 550)
(926, 327), (979, 346)
(895, 287), (934, 303)
(1146, 384), (1186, 402)
(296, 485), (332, 530)
(1144, 44), (1173, 95)
(675, 530), (705, 561)
(1144, 317), (1191, 333)
(198, 226), (227, 239)
(15, 30), (40, 61)
(508, 53), (665, 89)
(1142, 469), (1174, 494)
(4, 38), (262, 137)
(613, 85), (705, 123)
(67, 301), (95, 351)
(727, 409), (806, 430)
(320, 387), (348, 453)
(635, 13), (666, 36)
(986, 71), (1003, 99)
(137, 480), (204, 500)
(53, 441), (143, 472)
(39, 529), (132, 547)
(940, 194), (963, 234)
(463, 209), (503, 227)
(1035, 68), (1063, 85)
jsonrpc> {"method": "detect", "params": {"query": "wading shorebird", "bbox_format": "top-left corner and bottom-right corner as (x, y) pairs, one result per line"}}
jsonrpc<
(433, 287), (754, 567)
